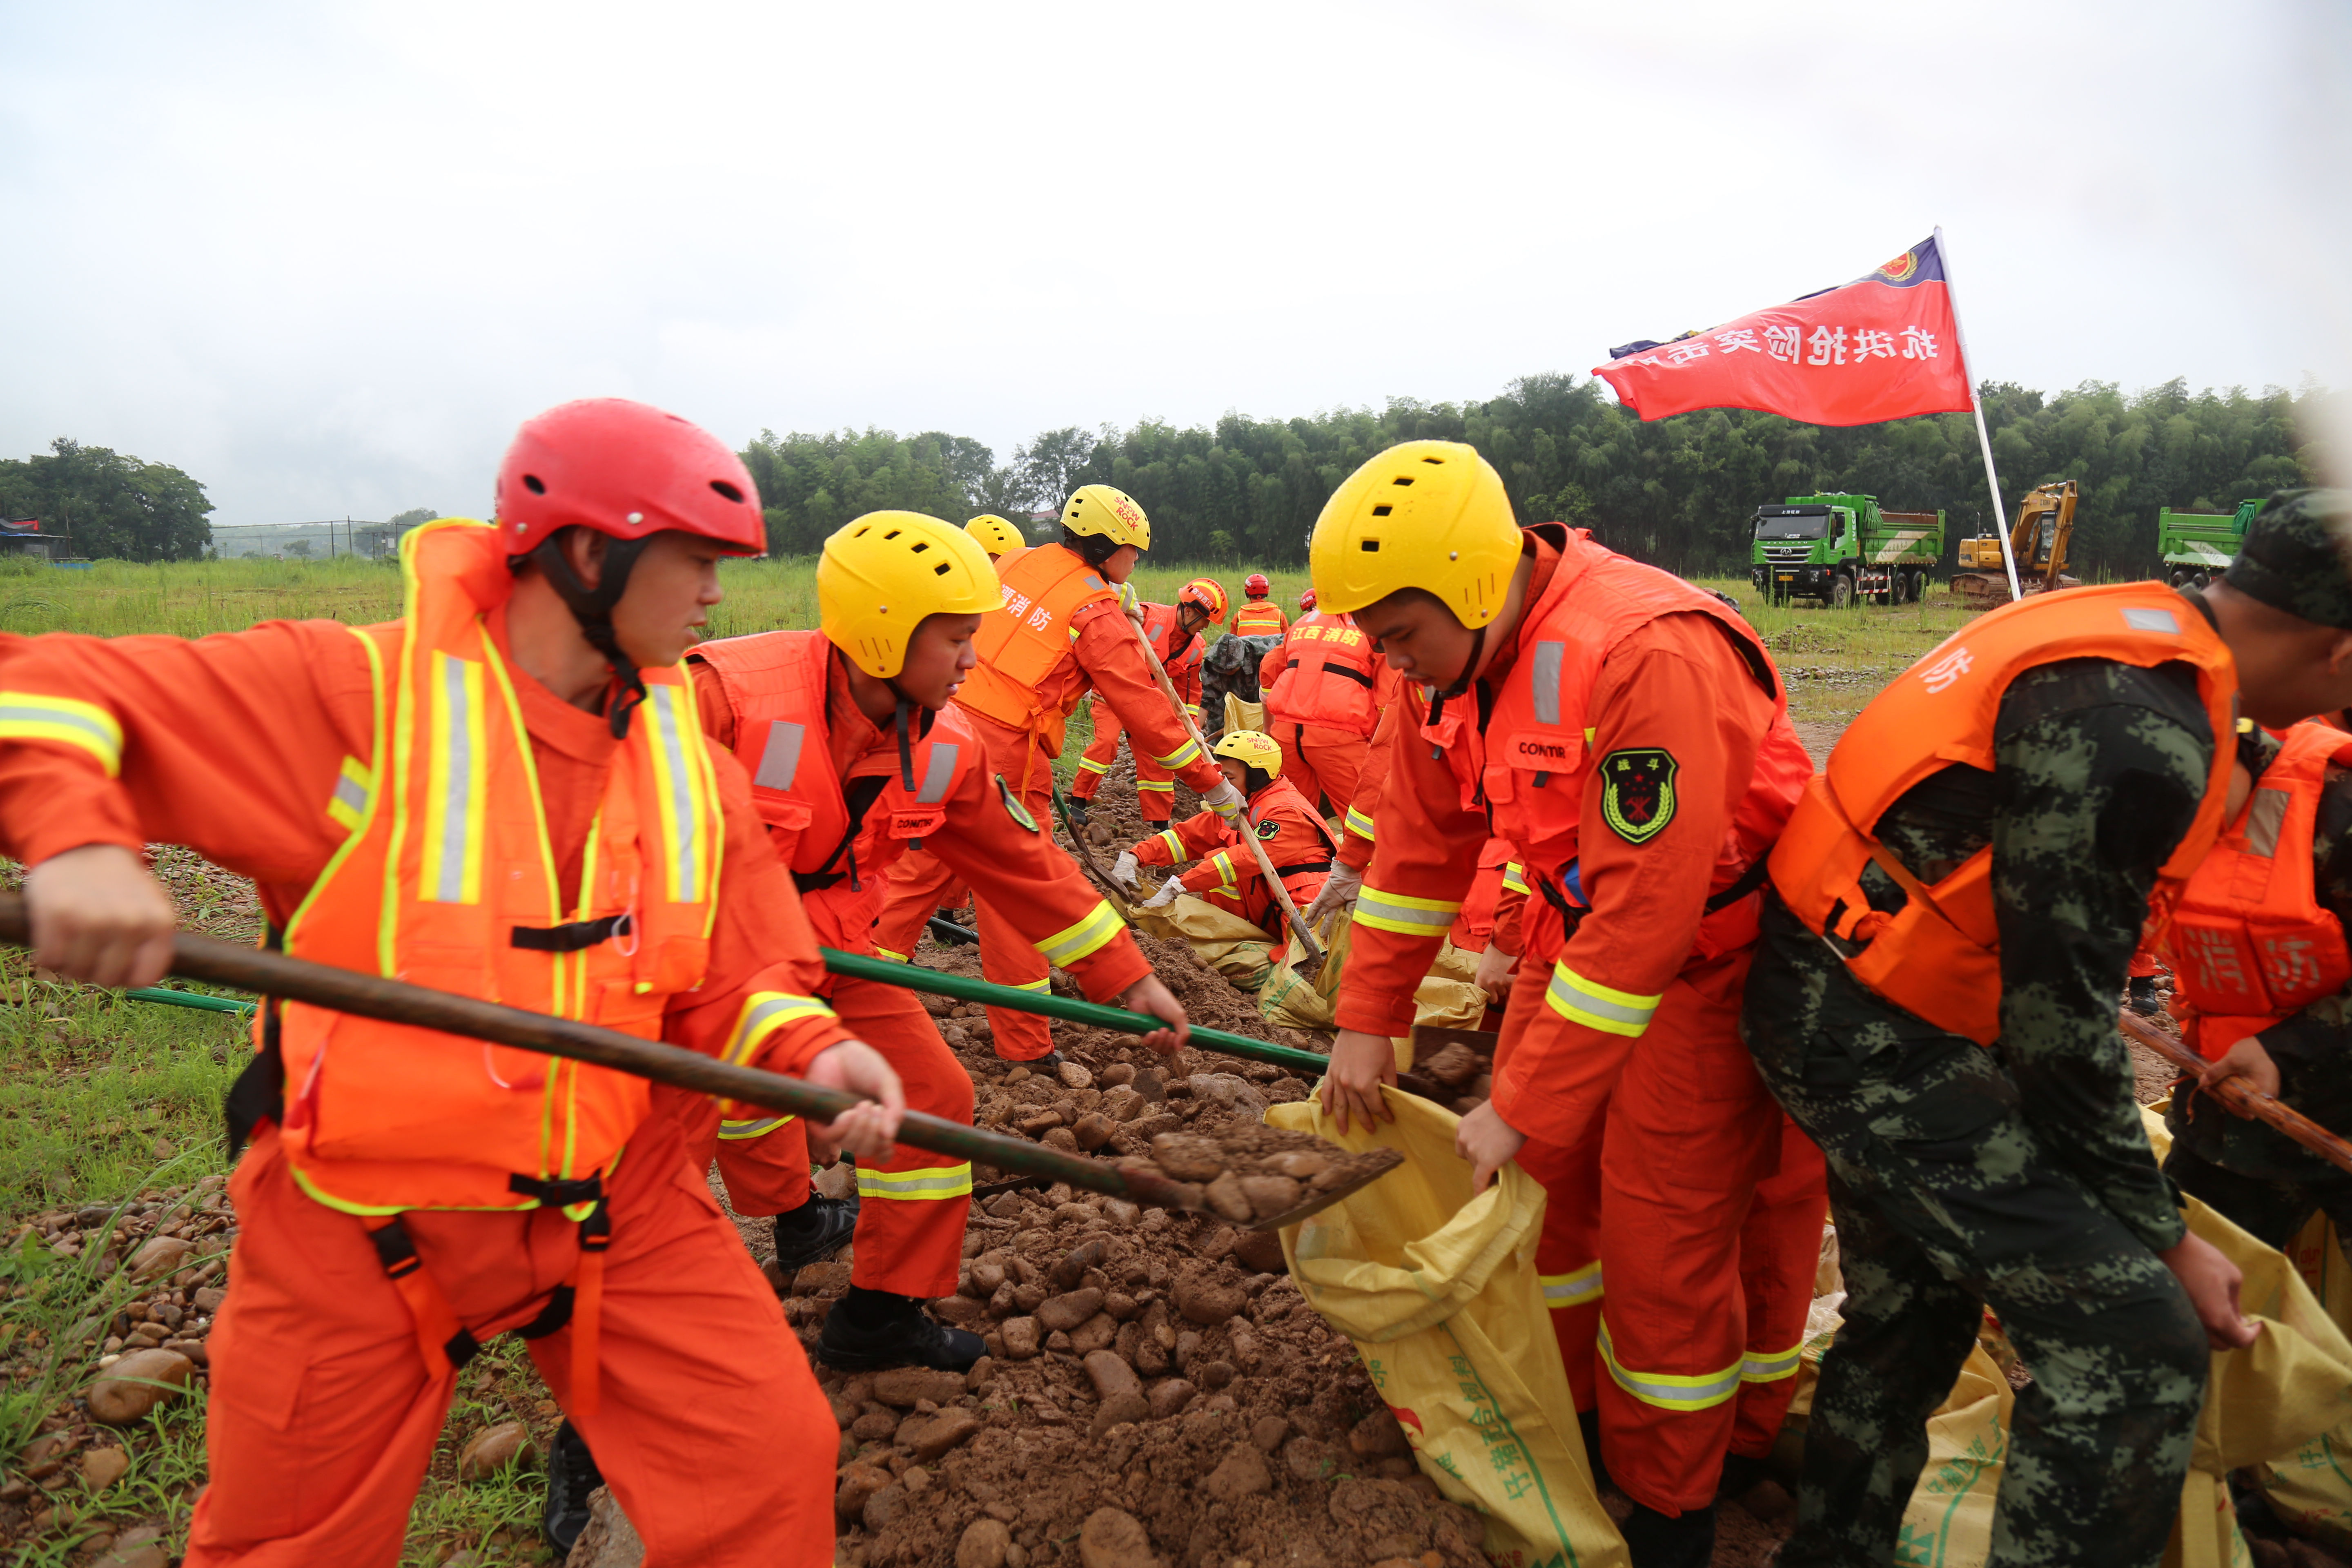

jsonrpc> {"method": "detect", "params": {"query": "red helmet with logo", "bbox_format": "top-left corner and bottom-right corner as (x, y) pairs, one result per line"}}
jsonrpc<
(1245, 572), (1270, 596)
(1179, 577), (1229, 624)
(497, 399), (766, 558)
(1299, 588), (1317, 612)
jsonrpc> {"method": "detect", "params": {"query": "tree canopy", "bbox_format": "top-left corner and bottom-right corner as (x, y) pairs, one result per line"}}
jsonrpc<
(0, 439), (214, 561)
(740, 376), (2326, 577)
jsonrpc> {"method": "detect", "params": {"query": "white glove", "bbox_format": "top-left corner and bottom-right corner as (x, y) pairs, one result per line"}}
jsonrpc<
(1142, 878), (1182, 910)
(1302, 862), (1363, 929)
(1110, 851), (1140, 892)
(1118, 582), (1143, 621)
(1201, 780), (1244, 823)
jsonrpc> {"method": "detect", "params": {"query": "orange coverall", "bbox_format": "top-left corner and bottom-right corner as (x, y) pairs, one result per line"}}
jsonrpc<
(1255, 624), (1398, 822)
(690, 650), (1152, 1296)
(0, 612), (848, 1567)
(1130, 775), (1333, 940)
(875, 593), (1223, 1061)
(1071, 603), (1204, 826)
(1339, 535), (1826, 1517)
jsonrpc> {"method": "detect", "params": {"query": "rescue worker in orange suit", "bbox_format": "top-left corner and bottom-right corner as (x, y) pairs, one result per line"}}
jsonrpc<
(1742, 495), (2352, 1565)
(1232, 572), (1288, 637)
(1113, 729), (1333, 940)
(1256, 602), (1399, 820)
(2162, 717), (2352, 1251)
(1069, 577), (1226, 829)
(0, 399), (911, 1566)
(873, 487), (1242, 1064)
(683, 511), (1189, 1373)
(1299, 588), (1318, 615)
(1309, 441), (1825, 1568)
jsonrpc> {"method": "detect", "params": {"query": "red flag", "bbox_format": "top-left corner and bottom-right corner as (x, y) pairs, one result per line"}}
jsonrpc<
(1592, 236), (1972, 426)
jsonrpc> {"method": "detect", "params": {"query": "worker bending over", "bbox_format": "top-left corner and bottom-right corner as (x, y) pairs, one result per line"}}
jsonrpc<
(1748, 491), (2352, 1567)
(1116, 729), (1332, 940)
(1069, 576), (1225, 829)
(1232, 572), (1289, 637)
(874, 487), (1241, 1062)
(2164, 706), (2352, 1252)
(0, 399), (905, 1567)
(1312, 441), (1824, 1568)
(1257, 599), (1396, 820)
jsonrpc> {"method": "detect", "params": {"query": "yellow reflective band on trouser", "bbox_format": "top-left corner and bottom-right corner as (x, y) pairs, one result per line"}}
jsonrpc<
(857, 1163), (975, 1200)
(1543, 961), (1661, 1038)
(1501, 862), (1528, 896)
(718, 1115), (795, 1139)
(327, 755), (373, 833)
(1598, 1319), (1742, 1411)
(1154, 829), (1185, 860)
(0, 690), (125, 777)
(1354, 886), (1461, 937)
(1539, 1261), (1602, 1309)
(1037, 900), (1124, 967)
(1136, 779), (1175, 793)
(1077, 756), (1112, 776)
(1155, 736), (1203, 769)
(1740, 1341), (1804, 1384)
(1009, 978), (1051, 992)
(723, 991), (836, 1066)
(1344, 806), (1376, 842)
(873, 947), (909, 964)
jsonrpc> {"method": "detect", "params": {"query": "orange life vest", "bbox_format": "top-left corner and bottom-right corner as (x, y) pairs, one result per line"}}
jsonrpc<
(955, 543), (1122, 754)
(689, 630), (978, 954)
(2165, 720), (2352, 1059)
(1232, 600), (1287, 638)
(1263, 612), (1381, 738)
(1423, 528), (1811, 967)
(1770, 583), (2240, 1046)
(274, 519), (725, 1215)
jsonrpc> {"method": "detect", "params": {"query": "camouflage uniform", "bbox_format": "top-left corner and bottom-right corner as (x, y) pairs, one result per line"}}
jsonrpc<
(1744, 650), (2216, 1568)
(2165, 726), (2352, 1249)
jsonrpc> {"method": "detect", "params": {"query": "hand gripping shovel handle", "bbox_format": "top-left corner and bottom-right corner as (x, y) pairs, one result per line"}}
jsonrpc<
(0, 893), (1203, 1214)
(1123, 615), (1327, 973)
(2118, 1009), (2352, 1179)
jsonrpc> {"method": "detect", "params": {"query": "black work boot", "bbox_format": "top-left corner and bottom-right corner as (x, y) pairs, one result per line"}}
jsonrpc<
(1715, 1449), (1769, 1502)
(542, 1419), (604, 1556)
(818, 1285), (986, 1372)
(770, 1194), (860, 1277)
(1006, 1050), (1065, 1076)
(1619, 1501), (1715, 1568)
(1066, 801), (1091, 829)
(2128, 975), (2164, 1017)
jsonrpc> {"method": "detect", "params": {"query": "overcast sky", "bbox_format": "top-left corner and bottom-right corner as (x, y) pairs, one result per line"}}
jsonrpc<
(4, 0), (2346, 528)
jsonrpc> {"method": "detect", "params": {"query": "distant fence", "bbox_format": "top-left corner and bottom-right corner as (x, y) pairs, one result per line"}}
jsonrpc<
(208, 519), (408, 560)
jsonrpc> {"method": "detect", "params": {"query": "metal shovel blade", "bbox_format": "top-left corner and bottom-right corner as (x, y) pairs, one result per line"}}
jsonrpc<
(1244, 1148), (1405, 1231)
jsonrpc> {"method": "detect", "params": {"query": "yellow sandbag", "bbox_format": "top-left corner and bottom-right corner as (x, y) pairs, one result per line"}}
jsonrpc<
(1223, 693), (1266, 734)
(1257, 912), (1487, 1038)
(2256, 1216), (2352, 1548)
(1267, 1090), (1627, 1568)
(1129, 894), (1280, 987)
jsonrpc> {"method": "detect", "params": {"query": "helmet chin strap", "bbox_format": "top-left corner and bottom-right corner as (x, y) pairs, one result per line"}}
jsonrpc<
(523, 531), (657, 739)
(1436, 624), (1490, 701)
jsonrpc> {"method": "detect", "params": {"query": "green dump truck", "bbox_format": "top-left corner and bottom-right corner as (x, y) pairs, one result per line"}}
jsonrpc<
(1749, 494), (1945, 608)
(2158, 499), (2261, 587)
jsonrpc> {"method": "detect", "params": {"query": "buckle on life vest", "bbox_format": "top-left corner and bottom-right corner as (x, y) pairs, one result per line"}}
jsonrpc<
(507, 1172), (604, 1209)
(364, 1216), (483, 1376)
(510, 913), (631, 953)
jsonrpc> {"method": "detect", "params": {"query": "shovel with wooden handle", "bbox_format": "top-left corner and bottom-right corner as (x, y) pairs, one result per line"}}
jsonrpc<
(6, 892), (1396, 1227)
(1121, 614), (1328, 980)
(2119, 1009), (2352, 1178)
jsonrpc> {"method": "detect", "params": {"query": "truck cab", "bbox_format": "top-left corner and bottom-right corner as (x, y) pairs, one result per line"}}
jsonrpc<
(1750, 494), (1942, 608)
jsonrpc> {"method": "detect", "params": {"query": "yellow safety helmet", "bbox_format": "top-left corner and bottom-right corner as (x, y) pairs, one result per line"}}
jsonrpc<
(964, 514), (1022, 557)
(1179, 576), (1228, 624)
(1061, 484), (1151, 550)
(818, 511), (1001, 679)
(1309, 440), (1519, 628)
(1211, 728), (1283, 779)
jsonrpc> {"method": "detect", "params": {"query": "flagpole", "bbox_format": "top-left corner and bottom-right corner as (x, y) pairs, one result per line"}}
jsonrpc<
(1935, 225), (2022, 603)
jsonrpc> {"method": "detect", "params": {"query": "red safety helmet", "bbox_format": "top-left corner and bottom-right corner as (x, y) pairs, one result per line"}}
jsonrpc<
(1244, 572), (1270, 597)
(1179, 576), (1229, 624)
(1299, 588), (1317, 612)
(497, 399), (766, 558)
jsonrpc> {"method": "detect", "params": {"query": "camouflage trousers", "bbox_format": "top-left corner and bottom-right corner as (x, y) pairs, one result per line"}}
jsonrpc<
(1742, 895), (2208, 1568)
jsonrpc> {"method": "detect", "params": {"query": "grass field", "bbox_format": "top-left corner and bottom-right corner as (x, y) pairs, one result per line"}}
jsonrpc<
(0, 549), (1983, 1563)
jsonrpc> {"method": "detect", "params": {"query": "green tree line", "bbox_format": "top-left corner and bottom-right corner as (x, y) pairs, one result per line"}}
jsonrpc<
(742, 376), (2326, 577)
(0, 439), (214, 561)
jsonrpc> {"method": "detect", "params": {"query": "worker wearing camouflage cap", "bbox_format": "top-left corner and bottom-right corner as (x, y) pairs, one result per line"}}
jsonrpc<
(1749, 488), (2352, 1568)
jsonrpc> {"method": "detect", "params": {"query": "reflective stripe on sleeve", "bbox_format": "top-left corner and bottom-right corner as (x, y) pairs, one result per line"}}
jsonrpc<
(1598, 1319), (1742, 1411)
(1740, 1340), (1804, 1384)
(723, 990), (837, 1066)
(1543, 960), (1661, 1038)
(1154, 829), (1185, 861)
(717, 1115), (795, 1139)
(1036, 900), (1125, 967)
(1077, 755), (1113, 776)
(1354, 886), (1461, 937)
(1539, 1260), (1602, 1309)
(1208, 851), (1238, 890)
(0, 690), (124, 776)
(1155, 736), (1203, 769)
(1344, 805), (1376, 842)
(858, 1163), (975, 1200)
(1501, 861), (1528, 896)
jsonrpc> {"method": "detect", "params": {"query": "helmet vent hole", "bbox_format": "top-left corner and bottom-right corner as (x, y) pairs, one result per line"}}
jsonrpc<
(1421, 455), (1444, 464)
(910, 541), (930, 553)
(1361, 538), (1381, 551)
(1392, 477), (1415, 487)
(523, 474), (546, 495)
(883, 529), (902, 540)
(710, 480), (745, 503)
(1371, 506), (1392, 518)
(933, 563), (951, 575)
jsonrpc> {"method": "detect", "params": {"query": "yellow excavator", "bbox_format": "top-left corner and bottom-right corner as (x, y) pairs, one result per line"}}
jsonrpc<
(1952, 479), (2081, 604)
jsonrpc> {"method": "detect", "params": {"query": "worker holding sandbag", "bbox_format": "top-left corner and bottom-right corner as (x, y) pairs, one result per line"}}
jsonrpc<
(1116, 728), (1334, 941)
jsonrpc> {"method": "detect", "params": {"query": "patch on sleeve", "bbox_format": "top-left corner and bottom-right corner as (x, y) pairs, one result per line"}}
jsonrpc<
(1255, 817), (1283, 841)
(1599, 747), (1678, 844)
(995, 774), (1039, 833)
